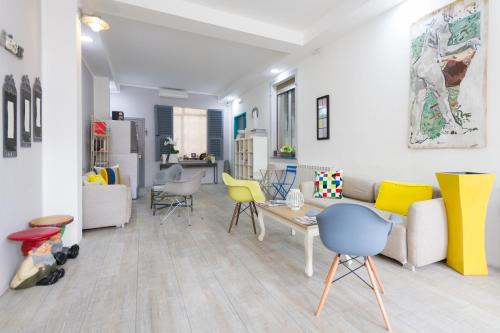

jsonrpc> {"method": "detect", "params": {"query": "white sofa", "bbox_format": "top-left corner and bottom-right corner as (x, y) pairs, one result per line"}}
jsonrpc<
(82, 174), (132, 229)
(300, 176), (448, 269)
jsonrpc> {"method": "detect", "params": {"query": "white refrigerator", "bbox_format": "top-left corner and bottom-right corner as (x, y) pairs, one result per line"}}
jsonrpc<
(108, 120), (139, 199)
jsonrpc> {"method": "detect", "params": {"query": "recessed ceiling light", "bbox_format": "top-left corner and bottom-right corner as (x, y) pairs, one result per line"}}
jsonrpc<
(82, 15), (110, 32)
(81, 35), (93, 43)
(270, 68), (281, 74)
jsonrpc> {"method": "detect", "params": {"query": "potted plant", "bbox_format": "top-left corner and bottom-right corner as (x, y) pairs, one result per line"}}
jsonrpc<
(279, 144), (295, 159)
(165, 137), (179, 163)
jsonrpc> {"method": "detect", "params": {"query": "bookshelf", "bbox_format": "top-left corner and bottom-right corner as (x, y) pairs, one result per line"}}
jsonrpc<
(233, 136), (267, 180)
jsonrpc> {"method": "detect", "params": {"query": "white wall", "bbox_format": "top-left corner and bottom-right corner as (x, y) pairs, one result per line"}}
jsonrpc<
(93, 76), (110, 120)
(231, 0), (500, 268)
(41, 0), (82, 246)
(0, 0), (43, 295)
(110, 85), (228, 187)
(82, 61), (94, 172)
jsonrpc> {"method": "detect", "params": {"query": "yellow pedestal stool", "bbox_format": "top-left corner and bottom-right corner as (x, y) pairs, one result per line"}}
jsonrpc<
(436, 172), (495, 275)
(222, 173), (266, 234)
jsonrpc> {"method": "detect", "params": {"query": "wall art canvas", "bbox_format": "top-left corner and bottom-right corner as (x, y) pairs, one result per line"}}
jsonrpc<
(408, 0), (487, 148)
(20, 75), (31, 147)
(3, 75), (17, 157)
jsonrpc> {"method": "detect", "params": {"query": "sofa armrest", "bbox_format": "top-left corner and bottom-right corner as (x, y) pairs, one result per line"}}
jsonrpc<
(83, 184), (129, 229)
(120, 174), (131, 187)
(300, 181), (315, 198)
(407, 198), (448, 267)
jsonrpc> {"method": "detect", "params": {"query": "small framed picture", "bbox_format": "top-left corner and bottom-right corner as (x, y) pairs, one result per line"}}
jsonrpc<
(316, 95), (330, 140)
(20, 75), (31, 147)
(3, 75), (17, 157)
(33, 78), (42, 142)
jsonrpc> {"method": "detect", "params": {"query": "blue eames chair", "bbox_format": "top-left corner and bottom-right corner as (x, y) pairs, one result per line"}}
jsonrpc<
(272, 165), (297, 199)
(315, 203), (398, 332)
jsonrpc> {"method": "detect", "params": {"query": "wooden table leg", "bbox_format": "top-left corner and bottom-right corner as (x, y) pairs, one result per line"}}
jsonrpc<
(304, 231), (314, 277)
(257, 208), (265, 241)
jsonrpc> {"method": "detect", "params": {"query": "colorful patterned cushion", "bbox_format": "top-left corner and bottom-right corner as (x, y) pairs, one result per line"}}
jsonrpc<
(314, 170), (343, 199)
(94, 165), (121, 185)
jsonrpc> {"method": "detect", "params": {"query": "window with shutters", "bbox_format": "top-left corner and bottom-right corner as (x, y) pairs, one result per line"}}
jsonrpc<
(154, 105), (173, 161)
(173, 107), (207, 157)
(155, 105), (224, 161)
(207, 109), (223, 160)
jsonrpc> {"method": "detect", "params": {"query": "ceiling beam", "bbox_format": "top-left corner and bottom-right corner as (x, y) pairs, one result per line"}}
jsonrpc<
(80, 0), (302, 53)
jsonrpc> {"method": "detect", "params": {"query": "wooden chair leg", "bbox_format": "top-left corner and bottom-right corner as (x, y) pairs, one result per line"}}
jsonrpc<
(367, 256), (385, 294)
(315, 253), (341, 317)
(235, 203), (241, 226)
(365, 256), (391, 331)
(228, 203), (240, 233)
(251, 202), (259, 217)
(249, 203), (257, 234)
(150, 189), (153, 209)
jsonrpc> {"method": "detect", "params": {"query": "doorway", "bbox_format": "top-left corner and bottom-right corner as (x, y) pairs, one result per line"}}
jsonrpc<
(126, 117), (146, 188)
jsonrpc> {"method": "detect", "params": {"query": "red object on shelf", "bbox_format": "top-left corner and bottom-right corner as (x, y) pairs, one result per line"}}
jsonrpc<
(92, 121), (107, 135)
(7, 227), (61, 256)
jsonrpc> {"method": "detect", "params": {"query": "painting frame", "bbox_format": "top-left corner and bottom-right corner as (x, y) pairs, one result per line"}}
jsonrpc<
(316, 95), (330, 140)
(33, 77), (42, 142)
(3, 75), (17, 157)
(408, 0), (488, 149)
(20, 75), (31, 147)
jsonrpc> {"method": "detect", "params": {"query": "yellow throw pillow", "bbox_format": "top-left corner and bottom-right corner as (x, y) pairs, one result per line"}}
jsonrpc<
(87, 174), (107, 185)
(374, 180), (433, 216)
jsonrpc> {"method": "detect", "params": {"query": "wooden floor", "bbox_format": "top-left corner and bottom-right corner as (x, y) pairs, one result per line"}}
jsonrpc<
(1, 184), (500, 333)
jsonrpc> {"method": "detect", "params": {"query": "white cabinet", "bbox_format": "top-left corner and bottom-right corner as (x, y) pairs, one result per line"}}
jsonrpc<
(234, 136), (267, 180)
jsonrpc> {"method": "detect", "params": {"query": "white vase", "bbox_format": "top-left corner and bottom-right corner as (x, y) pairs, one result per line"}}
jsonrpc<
(161, 154), (168, 164)
(169, 154), (179, 163)
(286, 189), (304, 211)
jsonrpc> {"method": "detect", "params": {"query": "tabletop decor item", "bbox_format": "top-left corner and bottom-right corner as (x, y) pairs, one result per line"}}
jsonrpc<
(20, 75), (31, 147)
(436, 172), (495, 275)
(286, 188), (304, 211)
(317, 95), (330, 140)
(3, 74), (17, 157)
(279, 144), (295, 159)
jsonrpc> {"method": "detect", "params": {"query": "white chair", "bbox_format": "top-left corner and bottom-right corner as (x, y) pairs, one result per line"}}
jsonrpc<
(151, 164), (183, 215)
(160, 171), (203, 226)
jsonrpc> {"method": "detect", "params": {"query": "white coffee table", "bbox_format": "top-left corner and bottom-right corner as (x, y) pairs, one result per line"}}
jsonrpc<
(256, 203), (320, 277)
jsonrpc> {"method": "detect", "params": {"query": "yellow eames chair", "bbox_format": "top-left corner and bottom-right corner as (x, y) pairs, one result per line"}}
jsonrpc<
(222, 173), (266, 234)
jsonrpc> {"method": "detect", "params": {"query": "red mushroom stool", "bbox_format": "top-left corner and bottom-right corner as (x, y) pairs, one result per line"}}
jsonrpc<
(29, 215), (79, 262)
(8, 227), (61, 256)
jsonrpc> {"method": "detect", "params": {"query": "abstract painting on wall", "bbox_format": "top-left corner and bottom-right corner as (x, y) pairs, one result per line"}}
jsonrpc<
(408, 0), (487, 148)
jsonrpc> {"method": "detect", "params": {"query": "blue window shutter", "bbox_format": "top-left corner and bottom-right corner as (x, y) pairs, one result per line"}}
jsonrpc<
(207, 109), (223, 160)
(155, 105), (173, 161)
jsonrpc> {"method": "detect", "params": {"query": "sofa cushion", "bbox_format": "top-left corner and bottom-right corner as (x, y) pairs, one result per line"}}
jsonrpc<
(314, 170), (343, 199)
(374, 180), (433, 216)
(342, 176), (376, 202)
(94, 165), (121, 185)
(304, 196), (393, 221)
